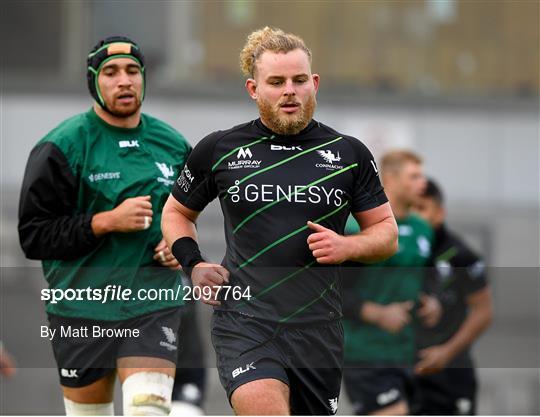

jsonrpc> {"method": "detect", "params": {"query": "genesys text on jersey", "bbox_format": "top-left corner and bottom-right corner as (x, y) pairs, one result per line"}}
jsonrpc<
(41, 285), (251, 304)
(227, 182), (346, 206)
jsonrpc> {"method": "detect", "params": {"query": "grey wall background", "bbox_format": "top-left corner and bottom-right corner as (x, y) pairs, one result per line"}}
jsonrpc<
(1, 0), (539, 415)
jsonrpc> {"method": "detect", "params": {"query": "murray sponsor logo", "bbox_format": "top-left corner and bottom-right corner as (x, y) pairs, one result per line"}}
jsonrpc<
(88, 172), (121, 182)
(227, 181), (345, 206)
(316, 150), (343, 170)
(228, 147), (261, 170)
(156, 162), (175, 186)
(118, 139), (139, 148)
(177, 165), (195, 192)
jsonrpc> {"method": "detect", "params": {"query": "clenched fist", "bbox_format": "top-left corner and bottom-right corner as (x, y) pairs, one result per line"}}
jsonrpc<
(307, 221), (350, 264)
(92, 196), (153, 236)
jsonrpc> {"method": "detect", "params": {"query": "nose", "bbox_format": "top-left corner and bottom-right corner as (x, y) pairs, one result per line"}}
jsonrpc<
(117, 70), (133, 87)
(283, 79), (296, 97)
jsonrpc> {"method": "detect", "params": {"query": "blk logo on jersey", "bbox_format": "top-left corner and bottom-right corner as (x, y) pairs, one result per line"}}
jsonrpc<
(228, 147), (261, 170)
(271, 144), (303, 151)
(156, 162), (175, 186)
(316, 150), (344, 170)
(118, 139), (139, 148)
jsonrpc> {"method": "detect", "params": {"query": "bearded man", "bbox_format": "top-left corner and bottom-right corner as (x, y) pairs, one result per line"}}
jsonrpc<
(162, 27), (398, 415)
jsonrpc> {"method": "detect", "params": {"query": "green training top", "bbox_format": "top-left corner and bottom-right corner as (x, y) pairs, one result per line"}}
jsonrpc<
(19, 108), (191, 320)
(343, 214), (433, 364)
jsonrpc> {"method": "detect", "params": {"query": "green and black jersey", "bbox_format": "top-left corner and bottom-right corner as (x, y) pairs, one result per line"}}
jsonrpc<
(172, 118), (387, 324)
(19, 108), (191, 320)
(343, 214), (433, 364)
(417, 224), (488, 367)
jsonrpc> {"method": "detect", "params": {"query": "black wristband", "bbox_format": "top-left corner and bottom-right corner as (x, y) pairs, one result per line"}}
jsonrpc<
(171, 237), (205, 278)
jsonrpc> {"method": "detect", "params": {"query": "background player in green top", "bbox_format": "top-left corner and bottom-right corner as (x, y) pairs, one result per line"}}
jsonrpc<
(162, 27), (398, 415)
(18, 36), (191, 415)
(342, 150), (442, 415)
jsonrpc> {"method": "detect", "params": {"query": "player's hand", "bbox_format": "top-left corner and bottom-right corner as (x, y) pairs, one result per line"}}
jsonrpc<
(417, 294), (442, 328)
(190, 262), (230, 306)
(153, 238), (180, 270)
(414, 344), (452, 375)
(307, 221), (350, 264)
(363, 301), (414, 333)
(109, 196), (153, 233)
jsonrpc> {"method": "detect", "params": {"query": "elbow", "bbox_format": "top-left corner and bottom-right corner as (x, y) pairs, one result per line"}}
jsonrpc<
(381, 220), (399, 259)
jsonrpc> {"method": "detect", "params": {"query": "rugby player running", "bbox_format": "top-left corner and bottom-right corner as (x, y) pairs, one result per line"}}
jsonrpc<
(162, 27), (398, 415)
(19, 36), (191, 415)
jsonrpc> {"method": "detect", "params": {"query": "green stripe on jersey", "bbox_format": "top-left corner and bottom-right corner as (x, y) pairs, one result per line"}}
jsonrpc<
(279, 280), (337, 323)
(237, 201), (350, 270)
(233, 163), (358, 234)
(235, 261), (317, 309)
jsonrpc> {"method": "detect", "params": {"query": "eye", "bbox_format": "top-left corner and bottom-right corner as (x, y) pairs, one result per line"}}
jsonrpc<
(269, 80), (283, 86)
(295, 77), (308, 84)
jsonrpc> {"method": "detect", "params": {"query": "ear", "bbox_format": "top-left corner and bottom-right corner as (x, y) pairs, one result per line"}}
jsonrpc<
(312, 73), (320, 93)
(245, 78), (257, 100)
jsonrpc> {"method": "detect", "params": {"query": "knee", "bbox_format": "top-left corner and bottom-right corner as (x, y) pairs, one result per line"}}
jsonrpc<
(231, 379), (290, 415)
(122, 372), (174, 416)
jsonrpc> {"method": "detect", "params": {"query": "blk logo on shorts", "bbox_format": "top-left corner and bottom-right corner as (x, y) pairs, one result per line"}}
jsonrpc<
(61, 368), (78, 378)
(232, 362), (256, 378)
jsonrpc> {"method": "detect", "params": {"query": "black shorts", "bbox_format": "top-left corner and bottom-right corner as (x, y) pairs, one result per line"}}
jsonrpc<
(211, 311), (343, 415)
(48, 307), (182, 388)
(415, 367), (477, 415)
(343, 365), (415, 414)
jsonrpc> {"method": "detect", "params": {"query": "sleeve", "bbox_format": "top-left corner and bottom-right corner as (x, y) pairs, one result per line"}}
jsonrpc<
(171, 132), (219, 211)
(348, 138), (388, 212)
(18, 142), (101, 260)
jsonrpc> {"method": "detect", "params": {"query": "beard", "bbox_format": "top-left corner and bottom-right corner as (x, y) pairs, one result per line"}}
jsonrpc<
(257, 93), (317, 136)
(105, 93), (142, 118)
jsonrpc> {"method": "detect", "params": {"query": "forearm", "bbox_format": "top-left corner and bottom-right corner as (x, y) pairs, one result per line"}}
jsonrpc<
(443, 303), (492, 360)
(346, 217), (398, 263)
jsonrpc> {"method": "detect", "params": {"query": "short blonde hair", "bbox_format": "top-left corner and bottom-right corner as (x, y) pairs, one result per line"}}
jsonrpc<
(380, 150), (423, 174)
(239, 26), (312, 78)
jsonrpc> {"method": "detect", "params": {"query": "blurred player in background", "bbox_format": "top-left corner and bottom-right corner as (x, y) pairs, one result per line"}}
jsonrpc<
(18, 36), (191, 415)
(413, 178), (493, 415)
(342, 150), (441, 415)
(162, 27), (398, 415)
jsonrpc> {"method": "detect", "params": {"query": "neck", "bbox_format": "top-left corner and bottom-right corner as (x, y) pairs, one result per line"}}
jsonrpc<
(93, 104), (141, 129)
(386, 190), (410, 220)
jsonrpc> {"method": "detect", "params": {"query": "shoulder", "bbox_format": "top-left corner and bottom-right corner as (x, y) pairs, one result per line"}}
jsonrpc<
(444, 227), (481, 266)
(34, 112), (91, 165)
(409, 214), (434, 237)
(193, 120), (257, 153)
(317, 122), (372, 154)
